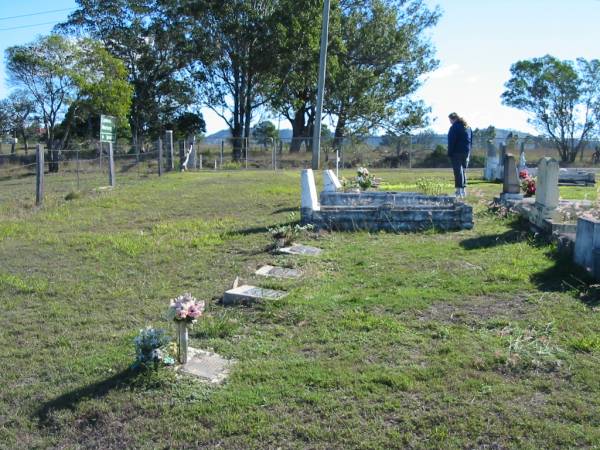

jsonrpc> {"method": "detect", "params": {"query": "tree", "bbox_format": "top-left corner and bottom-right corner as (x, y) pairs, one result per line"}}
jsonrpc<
(169, 112), (206, 141)
(501, 55), (600, 163)
(174, 0), (277, 161)
(6, 35), (132, 171)
(0, 92), (36, 154)
(472, 125), (496, 149)
(262, 0), (335, 153)
(327, 0), (440, 148)
(252, 120), (278, 147)
(59, 0), (195, 149)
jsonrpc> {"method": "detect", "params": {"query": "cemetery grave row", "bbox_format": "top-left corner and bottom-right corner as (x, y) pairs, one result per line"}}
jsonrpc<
(495, 153), (600, 280)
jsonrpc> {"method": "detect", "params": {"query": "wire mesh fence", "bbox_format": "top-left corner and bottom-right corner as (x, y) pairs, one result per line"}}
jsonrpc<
(1, 134), (599, 207)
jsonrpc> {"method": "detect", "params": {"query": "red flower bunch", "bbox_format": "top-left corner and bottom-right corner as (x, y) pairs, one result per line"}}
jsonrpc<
(519, 170), (529, 180)
(521, 177), (536, 197)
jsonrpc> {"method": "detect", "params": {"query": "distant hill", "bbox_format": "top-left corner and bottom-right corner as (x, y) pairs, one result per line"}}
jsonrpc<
(205, 128), (293, 140)
(205, 127), (536, 146)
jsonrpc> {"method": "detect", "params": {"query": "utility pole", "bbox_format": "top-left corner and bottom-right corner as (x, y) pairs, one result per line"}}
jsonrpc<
(311, 0), (331, 170)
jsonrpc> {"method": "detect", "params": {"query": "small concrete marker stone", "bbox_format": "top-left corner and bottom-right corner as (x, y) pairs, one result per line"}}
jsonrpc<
(179, 347), (233, 384)
(223, 284), (288, 305)
(278, 244), (322, 256)
(256, 265), (302, 279)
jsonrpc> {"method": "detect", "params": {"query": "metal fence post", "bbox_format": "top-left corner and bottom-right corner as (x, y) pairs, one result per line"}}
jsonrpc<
(158, 138), (163, 176)
(166, 130), (174, 171)
(409, 136), (413, 169)
(220, 140), (224, 167)
(76, 147), (80, 190)
(108, 142), (116, 187)
(35, 144), (44, 206)
(179, 140), (185, 171)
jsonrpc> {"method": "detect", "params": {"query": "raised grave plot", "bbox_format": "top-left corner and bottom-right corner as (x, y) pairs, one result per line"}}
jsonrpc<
(303, 191), (473, 232)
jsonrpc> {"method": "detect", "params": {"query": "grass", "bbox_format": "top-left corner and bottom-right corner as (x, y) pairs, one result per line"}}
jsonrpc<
(0, 169), (599, 448)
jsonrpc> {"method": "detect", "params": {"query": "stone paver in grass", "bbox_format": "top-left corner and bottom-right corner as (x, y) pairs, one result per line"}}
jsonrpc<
(179, 348), (233, 384)
(255, 265), (302, 279)
(223, 284), (288, 305)
(278, 244), (322, 256)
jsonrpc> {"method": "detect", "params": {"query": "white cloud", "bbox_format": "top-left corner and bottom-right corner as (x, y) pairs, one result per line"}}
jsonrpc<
(428, 64), (461, 79)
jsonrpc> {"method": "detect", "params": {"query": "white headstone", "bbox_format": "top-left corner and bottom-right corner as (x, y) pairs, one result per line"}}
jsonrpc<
(484, 141), (499, 181)
(519, 142), (527, 169)
(323, 169), (342, 192)
(536, 157), (559, 210)
(301, 169), (320, 211)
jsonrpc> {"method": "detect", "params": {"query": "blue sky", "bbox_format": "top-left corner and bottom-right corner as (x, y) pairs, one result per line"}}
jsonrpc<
(1, 0), (599, 135)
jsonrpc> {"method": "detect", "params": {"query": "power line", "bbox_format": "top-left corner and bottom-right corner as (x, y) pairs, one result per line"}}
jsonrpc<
(0, 8), (75, 21)
(0, 21), (60, 32)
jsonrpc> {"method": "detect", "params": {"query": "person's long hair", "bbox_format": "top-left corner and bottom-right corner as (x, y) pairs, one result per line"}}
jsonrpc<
(448, 112), (468, 128)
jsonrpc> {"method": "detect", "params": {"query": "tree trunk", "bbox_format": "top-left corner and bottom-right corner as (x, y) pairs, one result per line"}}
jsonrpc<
(289, 106), (308, 153)
(333, 113), (346, 152)
(22, 133), (29, 155)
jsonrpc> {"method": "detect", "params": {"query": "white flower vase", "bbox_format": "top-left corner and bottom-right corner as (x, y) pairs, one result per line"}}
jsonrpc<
(177, 321), (189, 364)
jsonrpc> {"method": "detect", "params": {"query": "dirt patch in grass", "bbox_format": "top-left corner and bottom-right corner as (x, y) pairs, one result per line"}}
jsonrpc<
(416, 294), (537, 325)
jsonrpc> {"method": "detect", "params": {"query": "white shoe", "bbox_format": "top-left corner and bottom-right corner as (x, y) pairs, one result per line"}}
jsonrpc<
(460, 188), (466, 198)
(455, 189), (461, 197)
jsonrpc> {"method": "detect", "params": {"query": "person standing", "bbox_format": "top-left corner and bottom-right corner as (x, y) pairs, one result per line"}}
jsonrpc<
(447, 112), (472, 198)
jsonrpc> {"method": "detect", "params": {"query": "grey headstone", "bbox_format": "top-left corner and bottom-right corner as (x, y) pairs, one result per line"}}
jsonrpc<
(256, 265), (302, 279)
(278, 244), (322, 256)
(223, 284), (288, 305)
(179, 347), (232, 383)
(503, 153), (521, 194)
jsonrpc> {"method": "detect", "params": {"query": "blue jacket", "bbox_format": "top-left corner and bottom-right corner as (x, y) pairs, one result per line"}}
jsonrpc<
(447, 121), (472, 157)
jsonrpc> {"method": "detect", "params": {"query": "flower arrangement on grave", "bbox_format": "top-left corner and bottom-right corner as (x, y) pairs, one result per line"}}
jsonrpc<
(168, 293), (205, 325)
(167, 293), (206, 364)
(519, 169), (536, 197)
(267, 212), (313, 248)
(341, 167), (376, 192)
(356, 167), (375, 190)
(133, 326), (174, 369)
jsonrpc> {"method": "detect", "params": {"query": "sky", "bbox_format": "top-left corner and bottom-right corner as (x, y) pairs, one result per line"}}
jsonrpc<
(1, 0), (599, 135)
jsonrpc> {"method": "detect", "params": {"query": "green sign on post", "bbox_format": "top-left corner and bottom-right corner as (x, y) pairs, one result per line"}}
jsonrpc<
(100, 115), (116, 143)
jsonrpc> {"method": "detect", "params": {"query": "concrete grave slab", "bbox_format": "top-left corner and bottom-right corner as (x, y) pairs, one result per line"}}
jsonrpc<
(256, 265), (302, 279)
(179, 347), (233, 384)
(223, 284), (288, 305)
(278, 244), (322, 256)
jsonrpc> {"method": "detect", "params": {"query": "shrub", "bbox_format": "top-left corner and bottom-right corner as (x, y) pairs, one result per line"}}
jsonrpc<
(133, 327), (173, 369)
(415, 177), (446, 196)
(268, 212), (313, 247)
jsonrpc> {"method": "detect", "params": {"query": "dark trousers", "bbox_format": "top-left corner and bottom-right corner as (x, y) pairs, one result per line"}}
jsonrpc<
(450, 153), (468, 188)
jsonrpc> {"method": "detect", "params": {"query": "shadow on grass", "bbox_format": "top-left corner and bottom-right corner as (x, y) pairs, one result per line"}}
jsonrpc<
(36, 368), (137, 426)
(232, 225), (268, 236)
(271, 206), (297, 215)
(0, 172), (35, 183)
(460, 229), (529, 250)
(530, 252), (600, 307)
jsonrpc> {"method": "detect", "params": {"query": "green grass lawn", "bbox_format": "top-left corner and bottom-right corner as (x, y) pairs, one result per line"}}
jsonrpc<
(1, 169), (599, 449)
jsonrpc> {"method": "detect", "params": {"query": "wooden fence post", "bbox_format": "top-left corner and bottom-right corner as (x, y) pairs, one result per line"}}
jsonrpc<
(35, 144), (44, 206)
